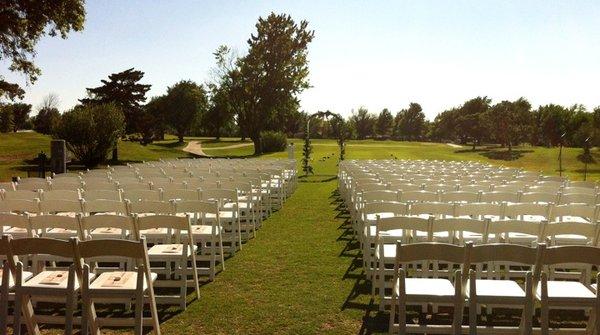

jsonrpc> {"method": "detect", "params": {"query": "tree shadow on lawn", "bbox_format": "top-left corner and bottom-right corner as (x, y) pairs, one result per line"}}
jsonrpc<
(454, 146), (534, 161)
(331, 189), (389, 335)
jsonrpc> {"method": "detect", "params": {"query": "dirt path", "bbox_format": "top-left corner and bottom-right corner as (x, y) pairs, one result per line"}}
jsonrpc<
(446, 143), (463, 148)
(183, 141), (254, 157)
(182, 141), (208, 156)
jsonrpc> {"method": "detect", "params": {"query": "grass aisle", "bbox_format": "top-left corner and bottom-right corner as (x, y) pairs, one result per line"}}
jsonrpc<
(160, 178), (378, 334)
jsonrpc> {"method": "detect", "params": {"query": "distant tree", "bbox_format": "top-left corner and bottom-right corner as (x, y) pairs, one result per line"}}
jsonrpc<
(349, 107), (376, 140)
(80, 68), (151, 134)
(458, 97), (491, 150)
(33, 94), (61, 135)
(164, 80), (207, 143)
(482, 98), (532, 152)
(0, 0), (85, 101)
(430, 108), (460, 142)
(54, 104), (125, 167)
(7, 103), (32, 132)
(376, 108), (393, 137)
(138, 95), (168, 144)
(284, 110), (307, 137)
(537, 104), (571, 147)
(228, 13), (314, 154)
(204, 84), (234, 140)
(397, 103), (426, 141)
(0, 106), (13, 133)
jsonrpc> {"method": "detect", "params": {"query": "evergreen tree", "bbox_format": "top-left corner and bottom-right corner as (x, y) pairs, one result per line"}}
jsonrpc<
(80, 68), (151, 134)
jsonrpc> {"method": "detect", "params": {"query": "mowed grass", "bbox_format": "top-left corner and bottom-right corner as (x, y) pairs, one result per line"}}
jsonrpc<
(2, 132), (599, 334)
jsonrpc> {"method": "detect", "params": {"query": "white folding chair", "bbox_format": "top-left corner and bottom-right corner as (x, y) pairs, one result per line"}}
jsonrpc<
(134, 215), (200, 309)
(389, 242), (467, 335)
(74, 238), (160, 335)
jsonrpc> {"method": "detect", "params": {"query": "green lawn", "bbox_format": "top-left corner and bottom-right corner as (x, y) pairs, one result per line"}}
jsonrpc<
(2, 132), (598, 334)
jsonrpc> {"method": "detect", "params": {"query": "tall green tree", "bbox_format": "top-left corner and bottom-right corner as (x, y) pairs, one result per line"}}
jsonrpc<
(537, 104), (571, 147)
(349, 107), (376, 140)
(164, 80), (207, 143)
(0, 0), (85, 100)
(482, 98), (532, 152)
(458, 97), (491, 149)
(33, 93), (61, 135)
(397, 103), (426, 141)
(375, 108), (393, 137)
(138, 95), (168, 144)
(80, 68), (151, 134)
(230, 13), (314, 154)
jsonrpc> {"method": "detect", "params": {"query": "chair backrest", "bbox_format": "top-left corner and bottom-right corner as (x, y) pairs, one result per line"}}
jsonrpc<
(456, 202), (503, 219)
(49, 179), (82, 191)
(559, 193), (597, 205)
(422, 184), (457, 193)
(163, 189), (201, 201)
(8, 236), (75, 259)
(390, 183), (421, 192)
(128, 200), (173, 215)
(76, 237), (147, 259)
(400, 190), (439, 203)
(480, 191), (519, 203)
(15, 178), (49, 191)
(39, 199), (83, 214)
(42, 190), (81, 201)
(362, 201), (408, 219)
(440, 191), (479, 203)
(470, 243), (541, 265)
(0, 182), (15, 192)
(520, 192), (558, 204)
(504, 203), (550, 221)
(359, 190), (399, 203)
(431, 218), (488, 243)
(82, 189), (122, 201)
(79, 214), (134, 239)
(394, 241), (467, 264)
(29, 214), (80, 237)
(173, 200), (219, 216)
(487, 219), (543, 242)
(122, 189), (162, 202)
(0, 213), (31, 235)
(542, 245), (600, 266)
(459, 184), (491, 193)
(201, 189), (238, 205)
(82, 180), (118, 191)
(135, 214), (191, 241)
(376, 215), (431, 242)
(551, 204), (597, 222)
(2, 189), (41, 201)
(81, 199), (128, 215)
(0, 199), (40, 214)
(562, 187), (597, 196)
(542, 221), (599, 246)
(410, 202), (455, 218)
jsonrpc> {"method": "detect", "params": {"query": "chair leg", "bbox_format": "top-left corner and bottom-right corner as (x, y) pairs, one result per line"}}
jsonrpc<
(134, 290), (144, 335)
(0, 265), (8, 333)
(13, 291), (23, 335)
(65, 292), (75, 335)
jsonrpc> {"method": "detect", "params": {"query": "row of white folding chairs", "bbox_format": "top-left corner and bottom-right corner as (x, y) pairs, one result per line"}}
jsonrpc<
(370, 216), (599, 299)
(0, 235), (160, 335)
(387, 241), (600, 335)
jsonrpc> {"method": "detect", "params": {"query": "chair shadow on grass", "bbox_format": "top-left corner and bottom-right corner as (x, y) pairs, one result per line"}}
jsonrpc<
(331, 189), (389, 335)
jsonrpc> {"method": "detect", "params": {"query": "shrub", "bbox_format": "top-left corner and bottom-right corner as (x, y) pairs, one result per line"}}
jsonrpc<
(54, 103), (125, 167)
(260, 130), (287, 153)
(33, 107), (61, 134)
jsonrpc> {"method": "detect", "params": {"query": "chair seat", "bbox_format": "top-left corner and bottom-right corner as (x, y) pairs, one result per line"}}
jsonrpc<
(44, 228), (78, 238)
(90, 227), (126, 238)
(23, 270), (80, 290)
(552, 234), (590, 245)
(467, 279), (526, 300)
(394, 278), (456, 297)
(89, 271), (158, 292)
(0, 269), (33, 287)
(189, 225), (220, 236)
(139, 228), (169, 237)
(205, 212), (235, 219)
(365, 212), (395, 222)
(3, 226), (29, 238)
(368, 226), (403, 238)
(537, 280), (596, 302)
(148, 244), (197, 257)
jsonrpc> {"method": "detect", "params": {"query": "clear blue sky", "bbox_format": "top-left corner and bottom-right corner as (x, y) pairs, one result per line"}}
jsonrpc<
(2, 0), (600, 119)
